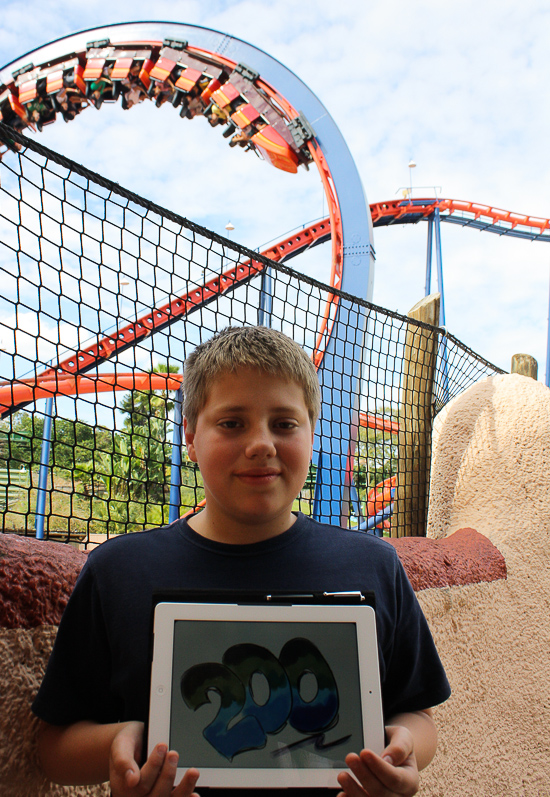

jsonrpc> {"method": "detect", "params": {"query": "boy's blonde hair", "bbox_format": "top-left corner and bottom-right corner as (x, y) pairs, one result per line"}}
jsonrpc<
(183, 326), (321, 431)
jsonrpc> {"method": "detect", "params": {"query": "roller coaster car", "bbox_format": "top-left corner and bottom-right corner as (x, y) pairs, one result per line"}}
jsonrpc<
(119, 63), (150, 110)
(84, 65), (117, 108)
(149, 79), (176, 108)
(200, 77), (221, 104)
(149, 54), (178, 84)
(0, 90), (27, 143)
(51, 63), (88, 122)
(209, 79), (301, 171)
(227, 104), (271, 151)
(24, 97), (56, 131)
(59, 61), (86, 95)
(149, 45), (224, 105)
(16, 59), (84, 99)
(206, 82), (250, 137)
(15, 68), (62, 131)
(230, 102), (261, 130)
(115, 50), (154, 93)
(225, 69), (310, 166)
(251, 125), (300, 174)
(210, 81), (242, 112)
(54, 87), (87, 122)
(183, 91), (207, 119)
(83, 47), (153, 107)
(0, 88), (28, 128)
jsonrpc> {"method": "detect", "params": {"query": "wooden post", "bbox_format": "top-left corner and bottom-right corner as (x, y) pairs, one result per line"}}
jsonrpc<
(511, 353), (538, 380)
(393, 294), (440, 538)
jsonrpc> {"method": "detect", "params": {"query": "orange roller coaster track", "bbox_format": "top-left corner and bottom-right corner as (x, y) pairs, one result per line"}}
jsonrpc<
(0, 372), (399, 435)
(3, 195), (545, 420)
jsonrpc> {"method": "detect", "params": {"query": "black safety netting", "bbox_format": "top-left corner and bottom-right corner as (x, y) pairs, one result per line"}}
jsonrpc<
(0, 124), (504, 544)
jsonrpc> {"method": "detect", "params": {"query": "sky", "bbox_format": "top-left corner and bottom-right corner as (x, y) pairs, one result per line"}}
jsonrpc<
(1, 0), (550, 379)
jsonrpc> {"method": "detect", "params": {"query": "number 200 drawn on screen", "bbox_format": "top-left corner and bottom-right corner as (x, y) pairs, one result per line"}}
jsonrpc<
(180, 638), (340, 761)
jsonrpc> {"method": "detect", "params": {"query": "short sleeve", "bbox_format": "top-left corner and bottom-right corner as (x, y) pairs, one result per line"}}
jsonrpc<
(380, 553), (451, 720)
(32, 560), (122, 726)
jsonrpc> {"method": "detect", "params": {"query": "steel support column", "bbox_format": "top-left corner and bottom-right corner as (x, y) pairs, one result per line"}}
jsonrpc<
(258, 268), (272, 327)
(433, 206), (449, 402)
(425, 216), (434, 296)
(35, 396), (54, 540)
(168, 387), (183, 524)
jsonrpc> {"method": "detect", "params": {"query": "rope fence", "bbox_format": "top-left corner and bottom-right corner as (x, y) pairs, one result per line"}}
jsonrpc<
(0, 123), (505, 544)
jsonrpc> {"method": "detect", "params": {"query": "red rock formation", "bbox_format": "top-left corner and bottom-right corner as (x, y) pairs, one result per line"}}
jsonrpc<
(0, 534), (86, 629)
(0, 526), (507, 634)
(388, 527), (507, 591)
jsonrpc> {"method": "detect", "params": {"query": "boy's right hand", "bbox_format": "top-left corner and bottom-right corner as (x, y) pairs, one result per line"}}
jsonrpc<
(110, 721), (200, 797)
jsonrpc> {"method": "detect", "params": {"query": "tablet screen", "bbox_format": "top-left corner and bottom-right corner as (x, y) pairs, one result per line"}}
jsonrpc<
(148, 601), (383, 788)
(169, 619), (364, 770)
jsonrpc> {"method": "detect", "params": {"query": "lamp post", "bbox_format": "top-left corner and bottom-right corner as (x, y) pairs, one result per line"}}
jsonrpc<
(119, 279), (130, 321)
(408, 159), (416, 200)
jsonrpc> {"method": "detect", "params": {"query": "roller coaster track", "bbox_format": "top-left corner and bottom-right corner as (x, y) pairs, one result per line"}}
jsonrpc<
(0, 372), (397, 434)
(371, 198), (550, 241)
(274, 198), (550, 261)
(0, 24), (369, 528)
(50, 194), (550, 384)
(1, 196), (545, 420)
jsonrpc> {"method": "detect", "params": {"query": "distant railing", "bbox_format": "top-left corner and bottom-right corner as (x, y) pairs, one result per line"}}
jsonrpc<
(0, 468), (29, 512)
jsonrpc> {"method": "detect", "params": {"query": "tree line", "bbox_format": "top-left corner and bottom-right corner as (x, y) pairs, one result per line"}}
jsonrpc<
(0, 380), (397, 532)
(0, 366), (201, 533)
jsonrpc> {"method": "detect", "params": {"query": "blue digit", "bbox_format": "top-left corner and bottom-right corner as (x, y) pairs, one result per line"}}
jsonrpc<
(223, 643), (292, 734)
(181, 661), (265, 761)
(279, 637), (339, 734)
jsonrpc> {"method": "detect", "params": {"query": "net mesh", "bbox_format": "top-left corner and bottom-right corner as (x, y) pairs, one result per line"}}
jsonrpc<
(0, 124), (505, 544)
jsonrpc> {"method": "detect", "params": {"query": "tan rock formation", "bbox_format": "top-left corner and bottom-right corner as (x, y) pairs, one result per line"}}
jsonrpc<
(419, 373), (550, 796)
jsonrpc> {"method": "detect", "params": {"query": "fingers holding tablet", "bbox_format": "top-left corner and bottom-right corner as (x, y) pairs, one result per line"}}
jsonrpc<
(110, 722), (200, 797)
(172, 765), (200, 797)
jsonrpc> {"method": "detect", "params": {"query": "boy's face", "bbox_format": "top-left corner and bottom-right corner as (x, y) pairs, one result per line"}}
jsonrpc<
(184, 367), (314, 543)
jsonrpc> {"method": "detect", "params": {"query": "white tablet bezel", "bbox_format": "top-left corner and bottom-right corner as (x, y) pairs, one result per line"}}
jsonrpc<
(147, 601), (384, 789)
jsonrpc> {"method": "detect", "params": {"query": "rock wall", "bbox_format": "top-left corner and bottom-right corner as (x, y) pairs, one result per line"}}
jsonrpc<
(418, 374), (550, 796)
(0, 536), (109, 797)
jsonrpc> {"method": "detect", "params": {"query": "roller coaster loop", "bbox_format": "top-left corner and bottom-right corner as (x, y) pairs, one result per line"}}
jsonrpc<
(0, 21), (375, 525)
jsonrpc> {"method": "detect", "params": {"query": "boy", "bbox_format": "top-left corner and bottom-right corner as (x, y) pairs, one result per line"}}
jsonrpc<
(33, 325), (450, 797)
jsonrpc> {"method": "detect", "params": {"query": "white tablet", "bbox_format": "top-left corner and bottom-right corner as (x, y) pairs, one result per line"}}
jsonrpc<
(147, 597), (384, 789)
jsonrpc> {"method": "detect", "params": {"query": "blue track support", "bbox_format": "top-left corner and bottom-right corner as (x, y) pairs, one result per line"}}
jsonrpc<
(348, 474), (362, 519)
(312, 298), (370, 524)
(6, 23), (375, 527)
(434, 207), (446, 325)
(358, 503), (393, 536)
(35, 397), (54, 540)
(258, 268), (272, 327)
(434, 207), (450, 403)
(425, 216), (434, 296)
(168, 388), (183, 524)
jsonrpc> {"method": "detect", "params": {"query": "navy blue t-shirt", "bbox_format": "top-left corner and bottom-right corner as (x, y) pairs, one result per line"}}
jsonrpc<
(33, 513), (450, 793)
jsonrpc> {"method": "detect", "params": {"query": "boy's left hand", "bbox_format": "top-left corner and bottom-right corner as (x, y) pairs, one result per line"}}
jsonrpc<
(337, 725), (419, 797)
